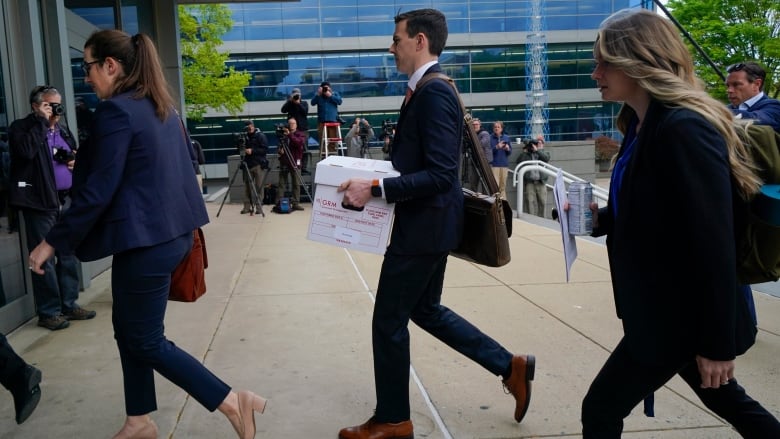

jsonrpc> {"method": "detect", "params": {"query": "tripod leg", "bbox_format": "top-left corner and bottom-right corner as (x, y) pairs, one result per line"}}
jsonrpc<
(216, 159), (248, 217)
(281, 142), (313, 203)
(243, 163), (263, 217)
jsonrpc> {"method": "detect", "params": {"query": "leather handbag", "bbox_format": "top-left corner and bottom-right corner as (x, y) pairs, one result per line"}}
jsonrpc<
(169, 227), (208, 302)
(415, 73), (512, 267)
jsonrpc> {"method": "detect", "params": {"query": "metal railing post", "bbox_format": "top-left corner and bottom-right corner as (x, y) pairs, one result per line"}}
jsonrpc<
(510, 160), (608, 218)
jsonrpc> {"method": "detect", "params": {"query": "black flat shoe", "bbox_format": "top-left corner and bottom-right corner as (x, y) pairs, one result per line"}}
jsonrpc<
(13, 365), (42, 424)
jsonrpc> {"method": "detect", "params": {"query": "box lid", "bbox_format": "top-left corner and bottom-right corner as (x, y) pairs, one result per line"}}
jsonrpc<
(315, 156), (400, 186)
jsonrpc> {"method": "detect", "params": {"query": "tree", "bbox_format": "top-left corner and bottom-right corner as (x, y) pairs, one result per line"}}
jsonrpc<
(178, 4), (251, 121)
(664, 0), (780, 100)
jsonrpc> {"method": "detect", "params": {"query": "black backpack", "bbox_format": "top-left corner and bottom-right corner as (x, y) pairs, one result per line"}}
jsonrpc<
(735, 123), (780, 284)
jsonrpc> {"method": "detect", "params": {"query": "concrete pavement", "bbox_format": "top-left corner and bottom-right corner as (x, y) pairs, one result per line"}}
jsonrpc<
(1, 199), (779, 438)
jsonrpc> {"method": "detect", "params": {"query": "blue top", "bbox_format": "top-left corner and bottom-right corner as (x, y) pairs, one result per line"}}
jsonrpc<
(311, 92), (343, 123)
(490, 132), (512, 167)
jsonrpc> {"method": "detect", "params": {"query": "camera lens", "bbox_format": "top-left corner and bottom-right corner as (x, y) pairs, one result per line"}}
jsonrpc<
(50, 103), (64, 116)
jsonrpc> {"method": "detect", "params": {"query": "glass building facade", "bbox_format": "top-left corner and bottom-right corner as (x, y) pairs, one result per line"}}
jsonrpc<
(0, 0), (646, 329)
(64, 1), (642, 169)
(165, 0), (641, 167)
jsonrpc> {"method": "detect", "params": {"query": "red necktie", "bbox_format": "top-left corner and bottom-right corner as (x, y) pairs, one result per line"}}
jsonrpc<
(404, 86), (413, 105)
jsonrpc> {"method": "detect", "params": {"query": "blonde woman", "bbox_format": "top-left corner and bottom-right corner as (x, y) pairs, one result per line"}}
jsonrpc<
(581, 9), (780, 437)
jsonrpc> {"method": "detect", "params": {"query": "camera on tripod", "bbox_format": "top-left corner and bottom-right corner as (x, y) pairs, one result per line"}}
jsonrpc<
(234, 132), (248, 156)
(274, 123), (289, 138)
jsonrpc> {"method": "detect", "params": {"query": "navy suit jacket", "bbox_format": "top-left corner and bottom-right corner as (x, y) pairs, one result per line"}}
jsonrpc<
(46, 92), (208, 261)
(592, 99), (755, 364)
(732, 94), (780, 132)
(383, 64), (463, 254)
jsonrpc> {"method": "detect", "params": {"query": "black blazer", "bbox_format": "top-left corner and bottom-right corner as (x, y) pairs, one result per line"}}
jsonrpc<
(593, 99), (755, 364)
(383, 64), (463, 254)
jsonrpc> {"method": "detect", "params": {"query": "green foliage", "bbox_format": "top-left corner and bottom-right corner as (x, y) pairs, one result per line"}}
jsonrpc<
(178, 4), (250, 121)
(664, 0), (780, 100)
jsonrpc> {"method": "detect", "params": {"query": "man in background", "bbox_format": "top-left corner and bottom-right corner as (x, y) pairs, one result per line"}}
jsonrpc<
(240, 120), (269, 215)
(9, 85), (95, 330)
(344, 117), (374, 158)
(311, 81), (343, 156)
(725, 62), (780, 132)
(276, 117), (306, 212)
(281, 87), (311, 173)
(516, 136), (550, 217)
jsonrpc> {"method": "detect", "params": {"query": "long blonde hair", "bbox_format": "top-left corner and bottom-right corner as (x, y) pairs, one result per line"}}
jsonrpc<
(595, 8), (761, 199)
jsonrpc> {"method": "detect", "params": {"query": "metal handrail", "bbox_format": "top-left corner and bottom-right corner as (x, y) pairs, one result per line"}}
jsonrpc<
(511, 160), (609, 217)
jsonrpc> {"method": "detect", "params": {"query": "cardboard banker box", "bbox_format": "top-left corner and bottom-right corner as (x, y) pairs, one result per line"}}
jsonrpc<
(308, 156), (400, 254)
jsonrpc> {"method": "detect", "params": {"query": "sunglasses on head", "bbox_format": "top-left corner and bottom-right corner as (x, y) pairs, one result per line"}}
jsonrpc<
(726, 63), (746, 73)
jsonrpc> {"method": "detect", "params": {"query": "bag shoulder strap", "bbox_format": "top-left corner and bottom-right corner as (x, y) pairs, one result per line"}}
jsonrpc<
(415, 73), (501, 196)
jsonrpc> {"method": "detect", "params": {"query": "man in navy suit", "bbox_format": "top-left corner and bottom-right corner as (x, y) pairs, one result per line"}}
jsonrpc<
(337, 9), (534, 439)
(725, 61), (780, 325)
(726, 62), (780, 132)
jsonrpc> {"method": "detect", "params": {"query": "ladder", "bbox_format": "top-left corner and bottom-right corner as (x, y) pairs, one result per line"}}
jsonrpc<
(320, 122), (346, 157)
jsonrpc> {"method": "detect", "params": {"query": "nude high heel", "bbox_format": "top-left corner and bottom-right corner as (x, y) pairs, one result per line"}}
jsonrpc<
(112, 419), (157, 439)
(234, 390), (267, 439)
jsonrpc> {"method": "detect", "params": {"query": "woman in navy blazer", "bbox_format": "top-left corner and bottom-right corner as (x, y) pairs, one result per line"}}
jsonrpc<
(581, 9), (780, 437)
(28, 30), (266, 439)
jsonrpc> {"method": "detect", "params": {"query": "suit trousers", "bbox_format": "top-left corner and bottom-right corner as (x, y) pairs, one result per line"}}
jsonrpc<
(582, 337), (780, 438)
(111, 232), (230, 416)
(0, 333), (25, 392)
(21, 205), (81, 318)
(373, 251), (513, 423)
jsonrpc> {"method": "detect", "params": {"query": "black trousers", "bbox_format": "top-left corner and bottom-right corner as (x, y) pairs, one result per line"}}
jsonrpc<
(0, 333), (26, 392)
(372, 251), (513, 423)
(582, 337), (780, 438)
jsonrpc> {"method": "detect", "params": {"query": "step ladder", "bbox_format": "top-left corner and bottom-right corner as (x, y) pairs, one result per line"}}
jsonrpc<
(320, 122), (346, 157)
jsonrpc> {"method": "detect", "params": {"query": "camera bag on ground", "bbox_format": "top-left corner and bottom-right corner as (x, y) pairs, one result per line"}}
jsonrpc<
(273, 197), (291, 214)
(263, 184), (277, 205)
(414, 73), (512, 267)
(735, 122), (780, 284)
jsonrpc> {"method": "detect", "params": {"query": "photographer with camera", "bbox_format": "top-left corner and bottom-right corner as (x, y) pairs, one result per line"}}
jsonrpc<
(516, 135), (550, 217)
(281, 87), (311, 173)
(380, 119), (396, 160)
(489, 120), (512, 200)
(8, 85), (95, 330)
(239, 120), (269, 215)
(344, 117), (375, 158)
(311, 81), (343, 156)
(275, 117), (306, 211)
(281, 87), (309, 132)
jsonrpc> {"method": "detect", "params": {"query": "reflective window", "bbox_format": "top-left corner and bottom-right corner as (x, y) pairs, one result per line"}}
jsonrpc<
(220, 0), (629, 40)
(227, 43), (593, 102)
(0, 46), (26, 312)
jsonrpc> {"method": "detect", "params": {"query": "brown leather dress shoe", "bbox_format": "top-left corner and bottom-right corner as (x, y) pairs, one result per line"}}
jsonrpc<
(338, 416), (413, 439)
(502, 354), (536, 423)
